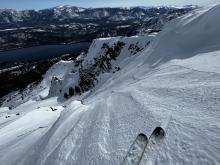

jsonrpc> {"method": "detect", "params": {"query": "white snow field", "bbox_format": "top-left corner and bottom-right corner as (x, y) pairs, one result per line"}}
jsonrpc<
(1, 4), (220, 165)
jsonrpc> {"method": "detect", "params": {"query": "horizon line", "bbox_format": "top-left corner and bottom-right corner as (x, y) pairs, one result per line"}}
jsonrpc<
(0, 4), (199, 11)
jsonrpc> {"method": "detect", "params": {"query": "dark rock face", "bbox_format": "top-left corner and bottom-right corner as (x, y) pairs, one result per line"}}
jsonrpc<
(65, 41), (125, 97)
(78, 41), (125, 92)
(128, 42), (146, 55)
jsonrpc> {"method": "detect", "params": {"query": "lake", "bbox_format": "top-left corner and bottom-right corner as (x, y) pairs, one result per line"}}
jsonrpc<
(0, 42), (91, 63)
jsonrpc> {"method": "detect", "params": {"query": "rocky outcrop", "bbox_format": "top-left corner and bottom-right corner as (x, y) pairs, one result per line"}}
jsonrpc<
(51, 35), (155, 99)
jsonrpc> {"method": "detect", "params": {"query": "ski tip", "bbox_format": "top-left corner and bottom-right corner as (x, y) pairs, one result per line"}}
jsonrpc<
(137, 133), (149, 141)
(139, 133), (148, 137)
(153, 127), (165, 138)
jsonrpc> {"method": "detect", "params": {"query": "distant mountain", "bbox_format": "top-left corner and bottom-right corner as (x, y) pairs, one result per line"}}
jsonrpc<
(0, 5), (196, 51)
(0, 5), (196, 28)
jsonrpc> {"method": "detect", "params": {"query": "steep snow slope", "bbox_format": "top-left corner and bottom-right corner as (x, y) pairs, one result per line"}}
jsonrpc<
(48, 36), (154, 100)
(141, 4), (220, 66)
(0, 4), (220, 165)
(0, 97), (64, 165)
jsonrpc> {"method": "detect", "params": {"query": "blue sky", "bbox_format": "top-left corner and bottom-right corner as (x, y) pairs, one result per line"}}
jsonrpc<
(0, 0), (219, 10)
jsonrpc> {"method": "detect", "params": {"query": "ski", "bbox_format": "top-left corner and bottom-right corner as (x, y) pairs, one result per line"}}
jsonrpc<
(122, 133), (149, 165)
(139, 115), (171, 165)
(139, 127), (165, 165)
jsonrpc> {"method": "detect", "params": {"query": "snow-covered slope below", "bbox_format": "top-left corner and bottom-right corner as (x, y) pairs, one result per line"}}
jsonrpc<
(0, 60), (75, 108)
(0, 4), (220, 165)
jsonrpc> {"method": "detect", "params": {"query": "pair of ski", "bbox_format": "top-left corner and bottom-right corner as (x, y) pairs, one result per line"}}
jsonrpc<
(122, 127), (165, 165)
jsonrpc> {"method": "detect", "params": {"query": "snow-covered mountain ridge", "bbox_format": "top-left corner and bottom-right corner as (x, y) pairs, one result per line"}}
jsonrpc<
(0, 5), (194, 27)
(0, 4), (220, 165)
(0, 5), (195, 52)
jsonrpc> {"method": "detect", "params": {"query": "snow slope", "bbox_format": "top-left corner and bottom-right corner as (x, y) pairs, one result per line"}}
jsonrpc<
(141, 4), (220, 66)
(0, 4), (220, 165)
(48, 35), (154, 100)
(0, 97), (64, 165)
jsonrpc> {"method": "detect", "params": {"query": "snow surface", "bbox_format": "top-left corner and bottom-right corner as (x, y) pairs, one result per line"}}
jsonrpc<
(1, 4), (220, 165)
(0, 97), (63, 165)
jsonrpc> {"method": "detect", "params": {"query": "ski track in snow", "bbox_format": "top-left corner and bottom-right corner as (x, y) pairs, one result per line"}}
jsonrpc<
(20, 93), (158, 165)
(13, 61), (220, 165)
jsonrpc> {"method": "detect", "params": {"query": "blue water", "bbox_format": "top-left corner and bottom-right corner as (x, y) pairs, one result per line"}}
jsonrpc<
(0, 42), (91, 62)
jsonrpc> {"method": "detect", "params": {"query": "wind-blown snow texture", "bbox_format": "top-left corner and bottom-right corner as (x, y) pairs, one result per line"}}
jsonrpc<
(1, 4), (220, 165)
